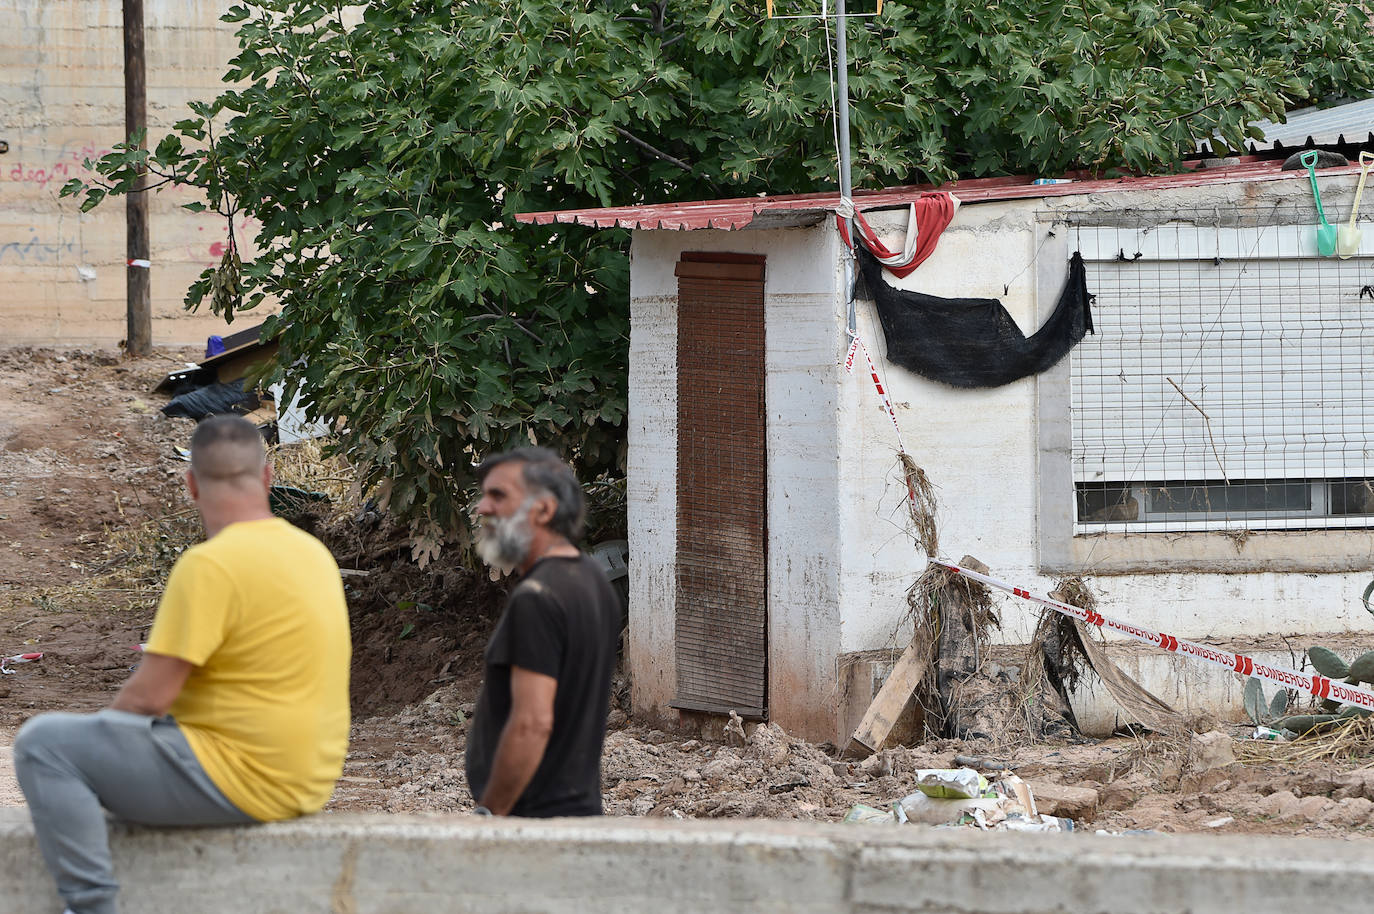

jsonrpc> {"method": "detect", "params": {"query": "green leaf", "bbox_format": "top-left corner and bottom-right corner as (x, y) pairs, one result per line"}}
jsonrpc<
(1243, 676), (1264, 726)
(1268, 688), (1289, 721)
(1348, 650), (1374, 684)
(1309, 646), (1350, 679)
(79, 188), (107, 213)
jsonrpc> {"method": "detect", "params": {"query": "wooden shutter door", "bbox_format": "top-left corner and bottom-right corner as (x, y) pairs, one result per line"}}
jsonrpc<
(673, 253), (768, 718)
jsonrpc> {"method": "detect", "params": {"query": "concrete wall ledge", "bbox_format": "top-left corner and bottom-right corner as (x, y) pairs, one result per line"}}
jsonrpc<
(2, 807), (1372, 913)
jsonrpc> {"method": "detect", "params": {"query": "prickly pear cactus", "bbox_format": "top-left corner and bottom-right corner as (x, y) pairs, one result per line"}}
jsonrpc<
(1249, 646), (1373, 735)
(1273, 713), (1342, 734)
(1243, 677), (1265, 726)
(1243, 677), (1291, 725)
(1308, 646), (1351, 679)
(1347, 650), (1374, 685)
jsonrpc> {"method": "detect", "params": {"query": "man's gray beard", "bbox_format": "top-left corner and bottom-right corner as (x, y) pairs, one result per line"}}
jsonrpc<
(475, 499), (536, 573)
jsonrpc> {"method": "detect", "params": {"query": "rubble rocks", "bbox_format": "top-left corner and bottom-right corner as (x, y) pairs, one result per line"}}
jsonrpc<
(1334, 767), (1374, 801)
(1294, 796), (1334, 821)
(1026, 782), (1099, 819)
(1099, 773), (1150, 811)
(745, 723), (791, 768)
(1257, 790), (1301, 819)
(324, 689), (1374, 841)
(701, 750), (745, 785)
(1189, 731), (1236, 772)
(1320, 797), (1374, 827)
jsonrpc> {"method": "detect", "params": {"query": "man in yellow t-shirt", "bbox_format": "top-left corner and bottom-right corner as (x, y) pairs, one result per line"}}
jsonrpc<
(14, 414), (351, 914)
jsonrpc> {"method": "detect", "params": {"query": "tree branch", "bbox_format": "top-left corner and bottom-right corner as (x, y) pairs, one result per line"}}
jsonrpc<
(613, 126), (693, 173)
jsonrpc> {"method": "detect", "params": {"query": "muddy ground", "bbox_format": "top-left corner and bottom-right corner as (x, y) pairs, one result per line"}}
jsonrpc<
(2, 348), (1374, 839)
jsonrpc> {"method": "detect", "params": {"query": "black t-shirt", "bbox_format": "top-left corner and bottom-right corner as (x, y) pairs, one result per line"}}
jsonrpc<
(465, 553), (621, 816)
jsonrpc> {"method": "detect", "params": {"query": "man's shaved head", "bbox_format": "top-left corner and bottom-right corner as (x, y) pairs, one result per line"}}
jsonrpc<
(189, 414), (267, 484)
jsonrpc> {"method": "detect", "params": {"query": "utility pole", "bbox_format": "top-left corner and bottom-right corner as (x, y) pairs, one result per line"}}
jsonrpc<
(123, 0), (152, 356)
(764, 0), (867, 327)
(833, 0), (859, 335)
(834, 0), (853, 216)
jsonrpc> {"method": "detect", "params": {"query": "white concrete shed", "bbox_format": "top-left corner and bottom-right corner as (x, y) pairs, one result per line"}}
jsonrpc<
(518, 157), (1374, 742)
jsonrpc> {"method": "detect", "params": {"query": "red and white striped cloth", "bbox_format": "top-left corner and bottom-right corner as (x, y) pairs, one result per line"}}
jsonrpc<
(838, 191), (959, 277)
(1, 652), (42, 674)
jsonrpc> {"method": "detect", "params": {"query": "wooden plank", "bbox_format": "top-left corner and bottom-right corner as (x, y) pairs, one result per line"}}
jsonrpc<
(843, 637), (930, 759)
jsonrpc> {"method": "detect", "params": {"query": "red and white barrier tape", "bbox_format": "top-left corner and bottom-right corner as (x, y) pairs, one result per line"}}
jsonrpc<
(1, 652), (43, 674)
(933, 559), (1374, 714)
(846, 333), (906, 450)
(846, 333), (922, 511)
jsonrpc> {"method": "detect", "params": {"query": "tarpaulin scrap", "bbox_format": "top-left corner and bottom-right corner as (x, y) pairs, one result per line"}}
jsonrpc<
(857, 249), (1094, 389)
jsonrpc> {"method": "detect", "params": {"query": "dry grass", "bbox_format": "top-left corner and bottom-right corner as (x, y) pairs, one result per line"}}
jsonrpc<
(901, 561), (1004, 740)
(269, 437), (361, 518)
(1038, 579), (1095, 694)
(9, 508), (207, 620)
(1236, 717), (1374, 765)
(1016, 614), (1087, 737)
(19, 438), (363, 618)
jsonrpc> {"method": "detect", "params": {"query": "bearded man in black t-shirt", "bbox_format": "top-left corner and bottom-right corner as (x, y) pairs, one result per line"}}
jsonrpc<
(464, 447), (621, 817)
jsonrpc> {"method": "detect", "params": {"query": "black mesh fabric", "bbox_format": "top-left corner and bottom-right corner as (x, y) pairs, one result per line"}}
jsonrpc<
(858, 248), (1094, 389)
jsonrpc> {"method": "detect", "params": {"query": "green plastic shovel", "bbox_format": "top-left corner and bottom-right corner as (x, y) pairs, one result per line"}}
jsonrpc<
(1302, 150), (1338, 256)
(1337, 151), (1374, 259)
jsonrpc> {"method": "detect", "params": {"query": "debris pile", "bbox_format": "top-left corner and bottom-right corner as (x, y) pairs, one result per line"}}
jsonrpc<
(844, 767), (1073, 832)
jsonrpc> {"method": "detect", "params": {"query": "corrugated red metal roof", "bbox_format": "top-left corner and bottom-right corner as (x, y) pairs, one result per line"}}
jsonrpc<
(514, 158), (1363, 231)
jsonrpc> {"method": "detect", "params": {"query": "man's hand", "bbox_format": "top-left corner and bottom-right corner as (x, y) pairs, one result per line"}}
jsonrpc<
(109, 651), (193, 717)
(479, 665), (557, 815)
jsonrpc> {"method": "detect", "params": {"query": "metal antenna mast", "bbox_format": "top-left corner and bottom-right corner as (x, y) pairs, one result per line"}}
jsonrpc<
(767, 0), (880, 333)
(833, 0), (857, 335)
(834, 0), (853, 214)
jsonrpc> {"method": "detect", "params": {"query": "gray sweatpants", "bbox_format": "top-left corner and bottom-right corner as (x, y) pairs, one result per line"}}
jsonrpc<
(13, 709), (255, 914)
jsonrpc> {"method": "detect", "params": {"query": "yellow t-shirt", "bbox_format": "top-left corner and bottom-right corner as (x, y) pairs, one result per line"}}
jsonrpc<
(145, 517), (351, 821)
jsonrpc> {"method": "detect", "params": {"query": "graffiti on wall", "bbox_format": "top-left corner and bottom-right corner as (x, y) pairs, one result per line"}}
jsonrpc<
(0, 231), (76, 265)
(4, 141), (265, 271)
(4, 142), (115, 190)
(193, 215), (263, 267)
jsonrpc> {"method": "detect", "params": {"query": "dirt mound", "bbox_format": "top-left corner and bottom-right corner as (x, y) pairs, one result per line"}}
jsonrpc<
(0, 347), (203, 727)
(302, 507), (506, 715)
(0, 346), (507, 727)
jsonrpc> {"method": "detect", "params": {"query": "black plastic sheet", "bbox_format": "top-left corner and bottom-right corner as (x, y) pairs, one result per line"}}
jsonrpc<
(161, 379), (259, 420)
(859, 249), (1094, 389)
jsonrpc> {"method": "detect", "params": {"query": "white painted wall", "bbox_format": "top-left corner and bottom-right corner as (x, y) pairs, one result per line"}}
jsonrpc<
(628, 169), (1374, 739)
(627, 225), (846, 740)
(846, 174), (1374, 658)
(839, 198), (1048, 651)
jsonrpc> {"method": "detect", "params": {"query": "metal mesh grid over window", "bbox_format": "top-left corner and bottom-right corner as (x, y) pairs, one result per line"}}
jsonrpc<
(1067, 205), (1374, 533)
(673, 255), (768, 718)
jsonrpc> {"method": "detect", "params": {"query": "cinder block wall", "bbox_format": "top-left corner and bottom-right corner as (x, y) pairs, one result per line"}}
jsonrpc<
(1, 1), (267, 348)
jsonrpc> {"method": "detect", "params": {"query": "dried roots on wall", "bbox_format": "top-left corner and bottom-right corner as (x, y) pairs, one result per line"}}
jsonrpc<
(881, 455), (1175, 749)
(897, 565), (1183, 748)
